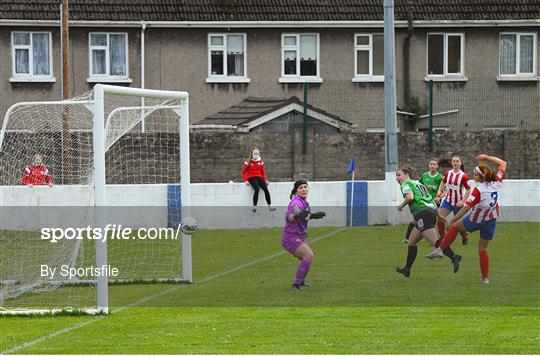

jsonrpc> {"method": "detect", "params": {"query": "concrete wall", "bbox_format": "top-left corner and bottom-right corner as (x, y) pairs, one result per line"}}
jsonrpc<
(1, 130), (538, 186)
(1, 180), (538, 230)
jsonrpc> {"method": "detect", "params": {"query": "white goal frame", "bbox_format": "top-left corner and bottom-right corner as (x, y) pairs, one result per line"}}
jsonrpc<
(0, 84), (192, 315)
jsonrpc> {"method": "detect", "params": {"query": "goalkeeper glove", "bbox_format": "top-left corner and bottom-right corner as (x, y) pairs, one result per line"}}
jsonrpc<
(309, 211), (326, 220)
(294, 206), (310, 220)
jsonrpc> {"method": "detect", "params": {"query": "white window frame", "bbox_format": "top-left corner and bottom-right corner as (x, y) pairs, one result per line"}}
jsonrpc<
(353, 33), (384, 82)
(498, 32), (537, 78)
(426, 33), (465, 78)
(87, 32), (131, 83)
(10, 31), (55, 82)
(279, 33), (322, 83)
(206, 33), (249, 83)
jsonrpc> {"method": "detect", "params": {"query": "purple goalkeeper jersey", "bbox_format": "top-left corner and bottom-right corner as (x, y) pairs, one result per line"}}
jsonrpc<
(282, 194), (311, 237)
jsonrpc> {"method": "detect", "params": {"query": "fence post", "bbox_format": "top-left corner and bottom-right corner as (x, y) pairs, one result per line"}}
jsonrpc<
(428, 79), (433, 152)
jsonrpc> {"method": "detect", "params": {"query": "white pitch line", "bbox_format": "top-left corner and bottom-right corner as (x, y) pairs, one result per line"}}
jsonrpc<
(1, 227), (347, 354)
(1, 317), (103, 355)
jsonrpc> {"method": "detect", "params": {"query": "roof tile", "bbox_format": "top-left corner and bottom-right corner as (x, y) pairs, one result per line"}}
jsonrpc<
(1, 0), (538, 22)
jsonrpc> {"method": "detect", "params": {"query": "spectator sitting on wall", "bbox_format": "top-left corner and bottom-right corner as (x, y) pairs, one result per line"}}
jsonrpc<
(22, 154), (53, 187)
(242, 146), (276, 213)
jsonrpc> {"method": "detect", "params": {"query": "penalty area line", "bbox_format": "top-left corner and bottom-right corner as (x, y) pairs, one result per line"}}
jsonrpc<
(1, 227), (347, 354)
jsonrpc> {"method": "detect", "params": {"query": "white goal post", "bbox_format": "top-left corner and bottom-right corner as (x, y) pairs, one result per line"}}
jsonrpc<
(93, 85), (191, 314)
(0, 84), (192, 315)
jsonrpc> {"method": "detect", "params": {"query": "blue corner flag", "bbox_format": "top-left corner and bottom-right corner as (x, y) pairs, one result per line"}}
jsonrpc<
(347, 156), (356, 175)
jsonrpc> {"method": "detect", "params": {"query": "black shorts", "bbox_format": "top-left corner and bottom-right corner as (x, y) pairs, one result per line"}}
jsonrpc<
(413, 208), (437, 232)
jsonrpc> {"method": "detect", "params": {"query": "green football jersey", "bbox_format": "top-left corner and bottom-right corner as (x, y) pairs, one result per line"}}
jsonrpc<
(400, 179), (436, 215)
(419, 171), (444, 201)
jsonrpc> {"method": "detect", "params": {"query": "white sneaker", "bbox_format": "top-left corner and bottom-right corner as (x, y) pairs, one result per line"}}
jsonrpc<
(425, 248), (443, 259)
(482, 277), (490, 285)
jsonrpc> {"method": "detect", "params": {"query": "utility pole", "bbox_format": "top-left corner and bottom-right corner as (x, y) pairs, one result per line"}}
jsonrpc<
(384, 0), (399, 224)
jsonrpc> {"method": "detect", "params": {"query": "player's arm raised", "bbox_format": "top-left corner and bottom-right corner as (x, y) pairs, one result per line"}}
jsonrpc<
(476, 154), (507, 171)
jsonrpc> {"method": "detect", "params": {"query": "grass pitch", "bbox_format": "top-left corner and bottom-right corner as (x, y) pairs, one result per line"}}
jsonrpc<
(1, 223), (539, 354)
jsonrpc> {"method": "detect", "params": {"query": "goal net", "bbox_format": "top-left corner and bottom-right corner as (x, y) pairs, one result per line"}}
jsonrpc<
(0, 85), (191, 315)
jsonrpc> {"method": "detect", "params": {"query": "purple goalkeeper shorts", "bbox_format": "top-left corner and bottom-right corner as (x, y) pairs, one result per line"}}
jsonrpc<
(281, 234), (307, 255)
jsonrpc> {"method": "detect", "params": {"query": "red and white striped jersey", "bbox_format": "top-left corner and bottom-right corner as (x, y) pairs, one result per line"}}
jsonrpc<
(443, 170), (470, 206)
(465, 169), (505, 223)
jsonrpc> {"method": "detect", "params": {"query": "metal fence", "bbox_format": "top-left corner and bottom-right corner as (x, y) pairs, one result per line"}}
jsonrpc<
(306, 78), (540, 132)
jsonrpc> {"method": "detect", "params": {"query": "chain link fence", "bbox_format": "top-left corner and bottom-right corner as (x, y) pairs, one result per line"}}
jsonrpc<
(306, 78), (540, 132)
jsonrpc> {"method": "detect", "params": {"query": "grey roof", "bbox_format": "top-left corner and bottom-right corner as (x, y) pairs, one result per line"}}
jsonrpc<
(1, 0), (539, 22)
(194, 96), (350, 127)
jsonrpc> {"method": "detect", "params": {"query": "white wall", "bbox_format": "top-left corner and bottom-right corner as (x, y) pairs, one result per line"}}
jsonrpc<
(1, 180), (538, 230)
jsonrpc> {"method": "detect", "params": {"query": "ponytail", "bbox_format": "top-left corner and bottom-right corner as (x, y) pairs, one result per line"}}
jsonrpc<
(475, 163), (498, 182)
(486, 168), (499, 182)
(438, 157), (452, 169)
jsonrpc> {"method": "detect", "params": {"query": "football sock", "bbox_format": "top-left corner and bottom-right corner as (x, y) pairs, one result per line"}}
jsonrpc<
(439, 226), (459, 250)
(479, 250), (489, 279)
(442, 246), (455, 260)
(435, 238), (442, 248)
(405, 245), (418, 269)
(460, 230), (468, 241)
(404, 223), (415, 241)
(294, 259), (312, 285)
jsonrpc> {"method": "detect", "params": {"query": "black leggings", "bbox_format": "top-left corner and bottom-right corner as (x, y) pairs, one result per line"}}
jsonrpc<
(248, 176), (271, 206)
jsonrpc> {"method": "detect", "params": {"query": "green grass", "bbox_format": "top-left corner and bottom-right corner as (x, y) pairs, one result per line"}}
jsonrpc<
(1, 223), (539, 353)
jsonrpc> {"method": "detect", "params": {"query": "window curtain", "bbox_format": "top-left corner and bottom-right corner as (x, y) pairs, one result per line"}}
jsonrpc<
(33, 33), (50, 75)
(300, 35), (317, 60)
(110, 34), (126, 76)
(15, 49), (29, 74)
(92, 50), (106, 75)
(14, 33), (30, 74)
(520, 35), (534, 73)
(227, 35), (244, 76)
(500, 34), (516, 75)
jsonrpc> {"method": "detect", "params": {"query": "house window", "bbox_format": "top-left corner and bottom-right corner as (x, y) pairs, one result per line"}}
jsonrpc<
(427, 33), (464, 76)
(207, 34), (248, 83)
(500, 33), (537, 76)
(354, 34), (384, 81)
(89, 33), (128, 80)
(280, 34), (321, 82)
(11, 32), (53, 80)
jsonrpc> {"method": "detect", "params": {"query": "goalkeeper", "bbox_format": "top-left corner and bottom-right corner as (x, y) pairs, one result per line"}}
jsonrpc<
(280, 180), (326, 291)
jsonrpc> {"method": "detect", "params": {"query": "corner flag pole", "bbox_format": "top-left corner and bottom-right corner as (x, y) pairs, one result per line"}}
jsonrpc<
(347, 156), (356, 227)
(349, 169), (355, 227)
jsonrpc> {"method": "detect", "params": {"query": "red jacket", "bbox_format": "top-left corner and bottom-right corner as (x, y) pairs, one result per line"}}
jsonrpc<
(242, 159), (267, 181)
(22, 165), (53, 185)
